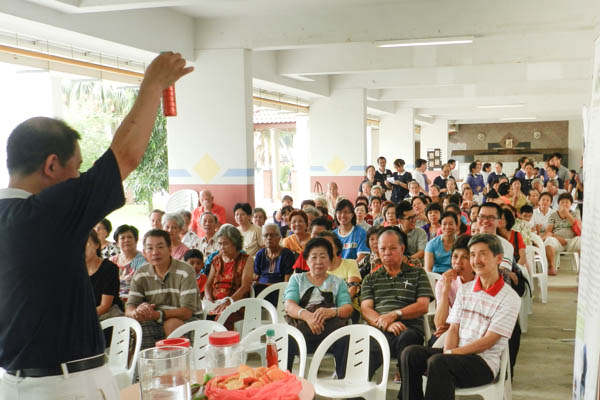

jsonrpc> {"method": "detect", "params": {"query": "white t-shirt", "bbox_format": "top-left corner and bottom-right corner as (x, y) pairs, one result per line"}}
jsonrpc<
(496, 235), (514, 271)
(531, 208), (553, 233)
(413, 169), (426, 190)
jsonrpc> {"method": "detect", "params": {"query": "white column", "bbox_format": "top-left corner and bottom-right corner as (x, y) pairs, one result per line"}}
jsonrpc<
(308, 88), (367, 200)
(165, 48), (254, 223)
(420, 118), (449, 164)
(293, 115), (311, 201)
(568, 119), (584, 169)
(379, 108), (414, 168)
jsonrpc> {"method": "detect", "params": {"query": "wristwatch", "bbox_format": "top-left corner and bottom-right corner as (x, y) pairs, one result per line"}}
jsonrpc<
(395, 310), (403, 319)
(444, 349), (453, 355)
(157, 310), (164, 324)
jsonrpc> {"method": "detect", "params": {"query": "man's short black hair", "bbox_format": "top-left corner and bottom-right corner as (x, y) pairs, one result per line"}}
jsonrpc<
(7, 117), (81, 176)
(447, 193), (462, 206)
(98, 218), (113, 234)
(309, 216), (333, 231)
(448, 159), (456, 165)
(520, 205), (534, 214)
(377, 226), (407, 248)
(426, 202), (443, 215)
(395, 201), (413, 218)
(480, 202), (503, 219)
(552, 152), (563, 160)
(415, 159), (427, 168)
(547, 165), (558, 173)
(143, 229), (171, 247)
(377, 156), (387, 163)
(184, 249), (203, 262)
(557, 192), (573, 204)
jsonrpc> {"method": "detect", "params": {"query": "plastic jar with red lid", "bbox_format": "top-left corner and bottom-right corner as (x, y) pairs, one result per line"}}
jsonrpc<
(206, 331), (243, 376)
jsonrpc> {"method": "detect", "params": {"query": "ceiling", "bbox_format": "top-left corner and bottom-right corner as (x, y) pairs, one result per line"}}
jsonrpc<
(7, 0), (600, 124)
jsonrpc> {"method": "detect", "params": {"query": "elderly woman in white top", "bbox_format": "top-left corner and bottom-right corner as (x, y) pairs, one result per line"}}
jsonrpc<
(162, 212), (190, 261)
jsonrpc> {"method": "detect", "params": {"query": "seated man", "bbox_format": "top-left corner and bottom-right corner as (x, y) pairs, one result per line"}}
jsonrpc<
(544, 193), (581, 275)
(179, 210), (201, 250)
(400, 234), (521, 400)
(396, 201), (427, 267)
(126, 229), (201, 349)
(361, 227), (433, 381)
(190, 190), (227, 237)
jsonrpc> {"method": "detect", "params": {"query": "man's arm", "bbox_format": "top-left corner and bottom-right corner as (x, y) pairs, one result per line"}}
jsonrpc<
(445, 329), (502, 355)
(111, 53), (193, 180)
(360, 299), (381, 327)
(163, 307), (193, 321)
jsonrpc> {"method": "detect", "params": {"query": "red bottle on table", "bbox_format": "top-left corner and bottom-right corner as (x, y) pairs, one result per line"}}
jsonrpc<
(266, 329), (278, 367)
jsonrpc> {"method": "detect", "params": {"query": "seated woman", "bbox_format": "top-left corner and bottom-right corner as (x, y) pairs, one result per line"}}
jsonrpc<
(94, 218), (120, 259)
(318, 231), (362, 322)
(358, 225), (383, 278)
(497, 207), (529, 274)
(87, 230), (124, 321)
(110, 224), (146, 298)
(284, 237), (354, 378)
(428, 184), (443, 206)
(234, 202), (264, 256)
(509, 177), (528, 211)
(411, 196), (429, 229)
(421, 202), (442, 241)
(445, 177), (459, 197)
(184, 249), (206, 293)
(382, 202), (398, 227)
(253, 223), (295, 303)
(460, 186), (475, 213)
(292, 216), (333, 273)
(431, 235), (474, 345)
(204, 224), (254, 327)
(358, 165), (377, 197)
(282, 210), (311, 254)
(333, 199), (369, 262)
(424, 211), (458, 273)
(354, 202), (371, 231)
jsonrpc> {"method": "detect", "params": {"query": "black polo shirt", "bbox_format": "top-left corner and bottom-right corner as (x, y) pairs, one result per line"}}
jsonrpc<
(0, 149), (124, 369)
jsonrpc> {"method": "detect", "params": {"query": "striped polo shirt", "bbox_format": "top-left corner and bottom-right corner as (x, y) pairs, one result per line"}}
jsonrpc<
(447, 277), (521, 376)
(361, 263), (434, 332)
(126, 258), (201, 314)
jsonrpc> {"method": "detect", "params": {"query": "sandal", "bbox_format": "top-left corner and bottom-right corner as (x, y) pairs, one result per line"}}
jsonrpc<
(394, 369), (402, 383)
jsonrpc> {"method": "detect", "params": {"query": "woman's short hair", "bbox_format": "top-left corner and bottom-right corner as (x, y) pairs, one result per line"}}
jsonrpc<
(252, 207), (267, 218)
(429, 184), (441, 193)
(262, 223), (281, 237)
(558, 192), (574, 204)
(303, 237), (334, 261)
(372, 184), (384, 193)
(441, 211), (459, 224)
(303, 206), (322, 219)
(362, 181), (373, 190)
(215, 224), (244, 252)
(468, 234), (503, 257)
(317, 231), (343, 256)
(300, 199), (316, 209)
(113, 224), (139, 242)
(393, 158), (405, 167)
(411, 196), (427, 207)
(88, 229), (102, 257)
(184, 249), (203, 262)
(98, 218), (113, 234)
(497, 182), (510, 196)
(233, 202), (252, 216)
(334, 199), (357, 226)
(289, 209), (309, 225)
(426, 202), (443, 215)
(162, 212), (185, 229)
(447, 193), (462, 206)
(469, 162), (477, 173)
(355, 195), (369, 206)
(143, 229), (171, 247)
(355, 203), (368, 213)
(310, 216), (333, 231)
(383, 203), (396, 218)
(313, 196), (328, 208)
(451, 234), (471, 254)
(366, 225), (382, 243)
(502, 208), (515, 230)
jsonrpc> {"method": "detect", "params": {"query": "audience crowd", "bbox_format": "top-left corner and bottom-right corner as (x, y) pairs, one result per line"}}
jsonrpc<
(91, 153), (582, 399)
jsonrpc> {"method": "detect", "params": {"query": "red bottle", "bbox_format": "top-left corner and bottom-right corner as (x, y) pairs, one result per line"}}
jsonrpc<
(162, 85), (177, 117)
(265, 329), (278, 367)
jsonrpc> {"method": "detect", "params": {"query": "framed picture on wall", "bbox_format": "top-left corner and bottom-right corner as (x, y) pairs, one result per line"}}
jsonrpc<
(506, 138), (513, 149)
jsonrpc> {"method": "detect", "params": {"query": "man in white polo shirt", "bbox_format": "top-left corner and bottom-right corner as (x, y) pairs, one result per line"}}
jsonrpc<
(400, 234), (521, 400)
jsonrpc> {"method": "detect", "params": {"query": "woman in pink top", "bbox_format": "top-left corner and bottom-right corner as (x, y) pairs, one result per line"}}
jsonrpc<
(431, 235), (476, 343)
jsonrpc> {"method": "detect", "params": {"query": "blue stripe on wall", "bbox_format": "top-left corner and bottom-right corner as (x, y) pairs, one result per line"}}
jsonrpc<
(223, 169), (254, 177)
(349, 165), (366, 171)
(168, 169), (192, 177)
(310, 166), (327, 172)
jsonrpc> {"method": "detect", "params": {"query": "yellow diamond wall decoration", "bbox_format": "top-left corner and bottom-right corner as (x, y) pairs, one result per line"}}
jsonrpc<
(327, 156), (346, 175)
(194, 154), (220, 183)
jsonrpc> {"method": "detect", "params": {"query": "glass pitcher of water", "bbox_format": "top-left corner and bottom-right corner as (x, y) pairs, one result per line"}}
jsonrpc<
(139, 346), (191, 400)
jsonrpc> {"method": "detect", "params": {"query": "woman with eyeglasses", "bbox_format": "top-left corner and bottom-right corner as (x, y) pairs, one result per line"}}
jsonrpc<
(333, 199), (370, 263)
(424, 211), (459, 273)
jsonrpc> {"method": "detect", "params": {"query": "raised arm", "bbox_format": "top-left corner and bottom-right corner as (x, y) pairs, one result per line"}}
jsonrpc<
(111, 52), (193, 180)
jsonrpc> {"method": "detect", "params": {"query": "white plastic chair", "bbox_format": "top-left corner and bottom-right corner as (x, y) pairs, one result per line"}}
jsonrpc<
(216, 298), (278, 338)
(201, 299), (217, 320)
(515, 263), (532, 333)
(559, 251), (580, 272)
(307, 325), (390, 400)
(101, 317), (142, 389)
(240, 323), (307, 378)
(424, 272), (442, 342)
(255, 282), (288, 321)
(165, 189), (199, 213)
(167, 320), (227, 369)
(526, 245), (548, 304)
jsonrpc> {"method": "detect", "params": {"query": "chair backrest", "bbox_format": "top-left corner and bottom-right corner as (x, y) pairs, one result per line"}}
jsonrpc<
(527, 245), (548, 276)
(426, 272), (443, 313)
(216, 298), (278, 338)
(255, 282), (288, 321)
(530, 233), (546, 257)
(101, 317), (142, 379)
(165, 189), (199, 213)
(240, 323), (307, 378)
(167, 320), (227, 369)
(432, 331), (447, 348)
(307, 324), (390, 389)
(202, 299), (217, 320)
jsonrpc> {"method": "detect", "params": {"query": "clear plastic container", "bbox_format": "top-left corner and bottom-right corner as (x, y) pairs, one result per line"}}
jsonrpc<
(206, 331), (243, 377)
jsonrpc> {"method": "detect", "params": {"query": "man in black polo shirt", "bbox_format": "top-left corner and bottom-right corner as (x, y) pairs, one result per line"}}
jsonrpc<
(0, 53), (192, 398)
(361, 227), (433, 389)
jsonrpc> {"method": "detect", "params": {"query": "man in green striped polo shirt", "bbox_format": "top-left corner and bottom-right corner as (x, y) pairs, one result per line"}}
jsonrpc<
(125, 229), (202, 349)
(361, 227), (433, 384)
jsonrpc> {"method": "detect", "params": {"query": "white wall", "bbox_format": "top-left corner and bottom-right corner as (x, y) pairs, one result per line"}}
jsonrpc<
(569, 118), (584, 169)
(420, 118), (449, 165)
(379, 108), (414, 168)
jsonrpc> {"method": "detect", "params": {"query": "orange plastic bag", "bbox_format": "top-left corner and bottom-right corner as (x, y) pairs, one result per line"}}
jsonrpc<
(205, 369), (302, 400)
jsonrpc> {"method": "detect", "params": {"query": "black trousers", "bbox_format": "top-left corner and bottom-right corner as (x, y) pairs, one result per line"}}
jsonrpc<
(368, 328), (424, 379)
(287, 333), (350, 378)
(400, 345), (494, 400)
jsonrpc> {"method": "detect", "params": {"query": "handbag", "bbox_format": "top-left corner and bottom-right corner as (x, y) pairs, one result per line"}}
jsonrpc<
(284, 286), (347, 338)
(572, 219), (582, 236)
(312, 180), (324, 198)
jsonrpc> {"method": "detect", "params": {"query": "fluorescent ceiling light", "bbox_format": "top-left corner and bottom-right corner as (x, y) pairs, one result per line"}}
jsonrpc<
(376, 36), (474, 48)
(478, 104), (525, 109)
(414, 118), (433, 126)
(418, 113), (433, 118)
(499, 117), (537, 121)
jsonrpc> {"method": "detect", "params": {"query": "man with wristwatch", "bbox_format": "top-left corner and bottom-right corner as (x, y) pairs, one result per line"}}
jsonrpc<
(360, 227), (434, 382)
(399, 234), (520, 400)
(125, 229), (202, 349)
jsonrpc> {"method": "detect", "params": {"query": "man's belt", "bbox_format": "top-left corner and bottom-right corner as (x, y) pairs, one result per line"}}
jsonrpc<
(6, 353), (106, 378)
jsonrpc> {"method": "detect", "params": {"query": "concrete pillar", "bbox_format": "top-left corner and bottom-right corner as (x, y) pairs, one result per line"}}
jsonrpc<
(420, 118), (449, 164)
(293, 115), (311, 202)
(270, 128), (280, 200)
(166, 49), (254, 223)
(379, 108), (415, 168)
(568, 119), (584, 169)
(308, 89), (366, 201)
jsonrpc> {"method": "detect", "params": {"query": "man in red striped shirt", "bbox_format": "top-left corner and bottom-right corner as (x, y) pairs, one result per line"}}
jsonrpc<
(399, 234), (521, 400)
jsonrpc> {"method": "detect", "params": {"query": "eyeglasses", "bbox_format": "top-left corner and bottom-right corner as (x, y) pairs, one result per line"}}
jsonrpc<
(478, 215), (497, 222)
